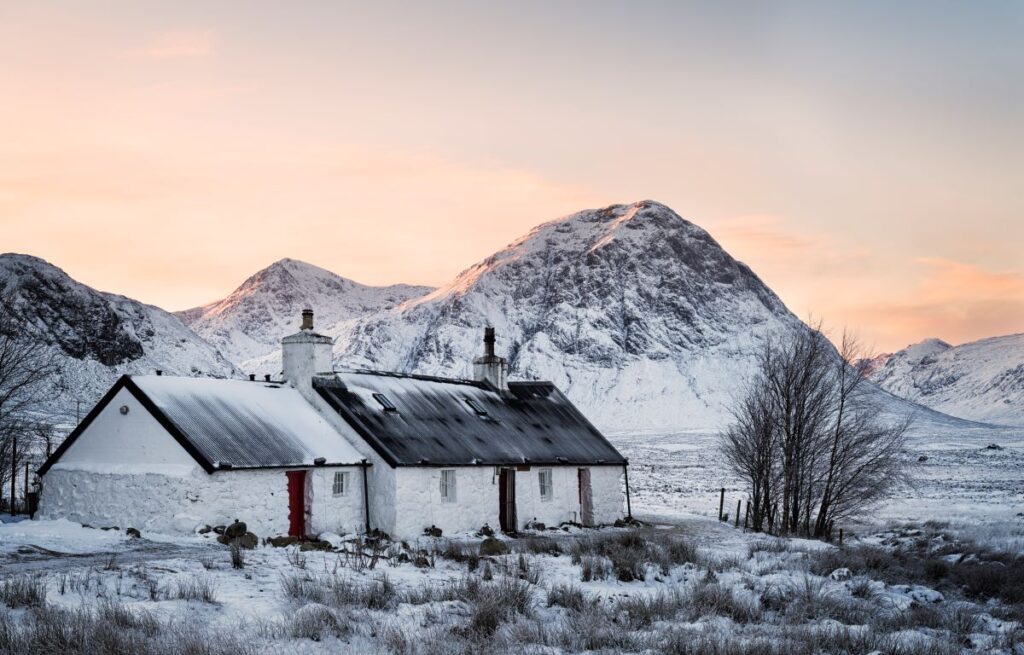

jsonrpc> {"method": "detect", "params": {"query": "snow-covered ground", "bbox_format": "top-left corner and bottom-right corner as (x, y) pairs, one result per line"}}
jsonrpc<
(2, 424), (1022, 654)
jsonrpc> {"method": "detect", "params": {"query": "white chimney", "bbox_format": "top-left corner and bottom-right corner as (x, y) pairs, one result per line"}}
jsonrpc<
(282, 309), (334, 396)
(473, 327), (508, 391)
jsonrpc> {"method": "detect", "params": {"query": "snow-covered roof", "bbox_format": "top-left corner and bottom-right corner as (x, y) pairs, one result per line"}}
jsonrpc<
(314, 371), (626, 467)
(39, 375), (365, 475)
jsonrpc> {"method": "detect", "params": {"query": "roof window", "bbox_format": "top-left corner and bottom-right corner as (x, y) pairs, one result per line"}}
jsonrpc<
(373, 393), (398, 412)
(465, 398), (488, 416)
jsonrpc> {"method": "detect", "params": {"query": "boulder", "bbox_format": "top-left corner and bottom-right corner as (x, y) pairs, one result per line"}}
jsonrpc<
(225, 520), (247, 539)
(125, 527), (141, 539)
(423, 525), (443, 538)
(829, 568), (852, 581)
(267, 536), (300, 548)
(479, 537), (509, 556)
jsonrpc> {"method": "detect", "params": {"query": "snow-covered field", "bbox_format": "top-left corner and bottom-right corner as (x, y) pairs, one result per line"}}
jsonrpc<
(1, 425), (1022, 654)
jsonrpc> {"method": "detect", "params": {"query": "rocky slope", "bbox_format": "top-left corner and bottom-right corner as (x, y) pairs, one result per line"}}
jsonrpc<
(333, 201), (808, 431)
(869, 335), (1024, 426)
(177, 258), (432, 372)
(0, 253), (237, 423)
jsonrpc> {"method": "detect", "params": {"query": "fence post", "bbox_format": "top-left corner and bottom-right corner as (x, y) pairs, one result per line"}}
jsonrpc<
(744, 502), (750, 530)
(718, 488), (725, 521)
(9, 436), (15, 516)
(839, 528), (844, 546)
(24, 462), (29, 516)
(735, 500), (741, 527)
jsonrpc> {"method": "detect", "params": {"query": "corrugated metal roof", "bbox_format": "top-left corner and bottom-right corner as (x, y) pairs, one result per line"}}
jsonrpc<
(314, 371), (626, 467)
(133, 376), (365, 469)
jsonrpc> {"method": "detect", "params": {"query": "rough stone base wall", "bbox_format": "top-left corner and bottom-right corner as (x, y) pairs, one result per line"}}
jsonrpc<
(38, 466), (364, 537)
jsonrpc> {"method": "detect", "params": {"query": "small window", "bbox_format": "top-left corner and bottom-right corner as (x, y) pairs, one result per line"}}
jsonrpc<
(332, 471), (349, 496)
(440, 469), (457, 503)
(373, 393), (397, 412)
(465, 398), (488, 416)
(538, 468), (553, 502)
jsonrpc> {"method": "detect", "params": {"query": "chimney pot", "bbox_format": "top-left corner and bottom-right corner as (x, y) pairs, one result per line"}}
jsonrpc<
(249, 374), (256, 381)
(264, 374), (272, 382)
(484, 327), (495, 357)
(301, 309), (314, 331)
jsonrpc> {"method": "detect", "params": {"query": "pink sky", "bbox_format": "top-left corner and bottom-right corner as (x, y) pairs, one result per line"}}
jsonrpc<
(1, 3), (1021, 353)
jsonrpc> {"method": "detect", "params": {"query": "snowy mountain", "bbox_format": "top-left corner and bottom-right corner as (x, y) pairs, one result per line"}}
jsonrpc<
(330, 200), (807, 431)
(0, 253), (237, 423)
(868, 334), (1024, 426)
(176, 258), (432, 372)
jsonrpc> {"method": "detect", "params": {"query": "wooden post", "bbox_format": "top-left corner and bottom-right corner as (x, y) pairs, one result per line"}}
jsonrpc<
(718, 488), (725, 521)
(23, 462), (29, 515)
(744, 501), (750, 530)
(735, 500), (741, 527)
(9, 436), (15, 515)
(839, 528), (844, 546)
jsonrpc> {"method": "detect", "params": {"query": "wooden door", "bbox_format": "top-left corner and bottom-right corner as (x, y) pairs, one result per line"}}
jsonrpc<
(498, 468), (517, 533)
(286, 470), (307, 537)
(578, 468), (594, 527)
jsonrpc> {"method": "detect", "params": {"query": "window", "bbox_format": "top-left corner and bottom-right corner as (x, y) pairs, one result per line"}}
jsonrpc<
(373, 393), (397, 412)
(332, 471), (349, 497)
(465, 398), (488, 416)
(538, 468), (553, 502)
(440, 469), (457, 503)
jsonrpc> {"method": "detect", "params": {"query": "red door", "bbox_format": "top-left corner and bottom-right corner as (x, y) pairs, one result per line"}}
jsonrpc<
(287, 470), (307, 538)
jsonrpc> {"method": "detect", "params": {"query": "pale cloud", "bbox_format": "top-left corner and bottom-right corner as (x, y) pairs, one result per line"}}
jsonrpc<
(129, 30), (215, 59)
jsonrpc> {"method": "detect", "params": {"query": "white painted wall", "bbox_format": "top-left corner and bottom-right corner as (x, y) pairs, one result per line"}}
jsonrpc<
(388, 464), (626, 539)
(53, 387), (197, 475)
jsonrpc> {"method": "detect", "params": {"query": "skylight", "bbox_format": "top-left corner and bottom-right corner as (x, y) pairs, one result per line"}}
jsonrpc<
(465, 398), (488, 416)
(373, 393), (397, 412)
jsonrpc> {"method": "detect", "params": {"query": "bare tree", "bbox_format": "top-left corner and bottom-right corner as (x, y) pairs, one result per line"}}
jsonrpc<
(0, 290), (62, 509)
(720, 324), (912, 538)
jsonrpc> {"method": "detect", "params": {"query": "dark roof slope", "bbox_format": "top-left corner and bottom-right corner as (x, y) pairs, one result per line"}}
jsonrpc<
(39, 375), (365, 475)
(314, 371), (626, 467)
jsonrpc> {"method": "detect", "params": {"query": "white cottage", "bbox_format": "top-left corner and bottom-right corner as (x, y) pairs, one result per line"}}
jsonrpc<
(38, 311), (629, 539)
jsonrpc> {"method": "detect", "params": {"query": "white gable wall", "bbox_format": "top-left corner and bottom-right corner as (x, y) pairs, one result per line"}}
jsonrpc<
(52, 387), (200, 475)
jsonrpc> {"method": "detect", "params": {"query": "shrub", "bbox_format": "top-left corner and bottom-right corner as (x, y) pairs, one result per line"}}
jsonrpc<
(546, 583), (592, 611)
(616, 588), (687, 628)
(0, 575), (46, 609)
(580, 555), (613, 582)
(171, 574), (217, 603)
(517, 536), (562, 556)
(463, 576), (533, 636)
(289, 603), (350, 640)
(689, 580), (761, 623)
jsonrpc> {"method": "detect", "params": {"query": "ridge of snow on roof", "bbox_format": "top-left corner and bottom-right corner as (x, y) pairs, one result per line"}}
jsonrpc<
(314, 370), (626, 467)
(132, 375), (364, 469)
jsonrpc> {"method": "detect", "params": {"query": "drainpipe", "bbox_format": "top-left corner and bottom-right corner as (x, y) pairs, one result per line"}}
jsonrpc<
(623, 462), (632, 519)
(360, 459), (371, 533)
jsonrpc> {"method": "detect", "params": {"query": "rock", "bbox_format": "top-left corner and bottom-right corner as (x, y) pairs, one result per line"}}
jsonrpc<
(125, 527), (141, 539)
(918, 455), (928, 462)
(829, 568), (852, 581)
(984, 443), (1003, 450)
(213, 525), (227, 535)
(423, 525), (443, 538)
(198, 525), (213, 534)
(218, 531), (257, 549)
(100, 526), (119, 531)
(478, 524), (495, 538)
(479, 537), (509, 556)
(299, 539), (332, 552)
(525, 520), (546, 531)
(267, 536), (299, 548)
(225, 519), (247, 539)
